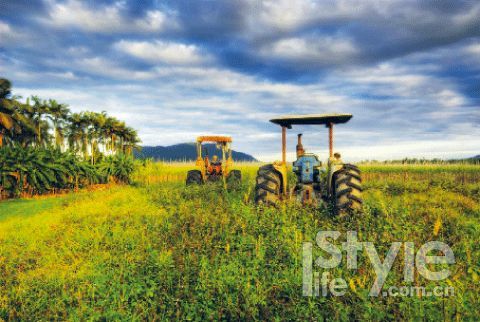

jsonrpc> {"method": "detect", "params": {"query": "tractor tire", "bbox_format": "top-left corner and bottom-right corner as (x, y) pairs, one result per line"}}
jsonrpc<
(186, 170), (203, 185)
(254, 164), (282, 205)
(333, 164), (363, 215)
(227, 170), (242, 189)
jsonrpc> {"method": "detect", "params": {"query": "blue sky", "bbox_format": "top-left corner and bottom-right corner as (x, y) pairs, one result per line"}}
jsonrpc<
(1, 0), (479, 161)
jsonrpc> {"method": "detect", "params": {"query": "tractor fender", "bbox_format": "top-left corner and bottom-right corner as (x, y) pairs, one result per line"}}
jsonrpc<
(327, 158), (345, 196)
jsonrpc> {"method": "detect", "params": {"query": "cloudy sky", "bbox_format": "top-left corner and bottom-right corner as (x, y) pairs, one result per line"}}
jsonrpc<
(1, 0), (479, 161)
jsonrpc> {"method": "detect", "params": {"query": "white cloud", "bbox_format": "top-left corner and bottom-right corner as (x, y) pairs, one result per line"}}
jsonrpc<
(66, 46), (90, 56)
(41, 55), (158, 80)
(250, 0), (368, 32)
(46, 71), (78, 80)
(44, 0), (173, 33)
(255, 0), (321, 31)
(0, 21), (11, 34)
(330, 63), (469, 109)
(262, 36), (358, 64)
(466, 43), (480, 55)
(0, 20), (27, 45)
(114, 40), (208, 65)
(464, 42), (480, 64)
(74, 57), (156, 80)
(136, 10), (171, 32)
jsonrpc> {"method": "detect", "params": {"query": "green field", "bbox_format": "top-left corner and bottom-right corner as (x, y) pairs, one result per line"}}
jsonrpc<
(0, 163), (479, 320)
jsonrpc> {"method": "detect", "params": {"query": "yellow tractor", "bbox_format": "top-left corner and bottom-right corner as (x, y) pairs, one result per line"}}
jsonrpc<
(254, 114), (362, 214)
(186, 136), (242, 187)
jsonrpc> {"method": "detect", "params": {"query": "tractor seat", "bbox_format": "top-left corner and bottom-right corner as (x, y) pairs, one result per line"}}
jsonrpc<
(208, 161), (222, 175)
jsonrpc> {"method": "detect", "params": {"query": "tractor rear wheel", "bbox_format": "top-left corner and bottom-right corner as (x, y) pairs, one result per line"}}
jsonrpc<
(254, 164), (282, 205)
(186, 170), (203, 185)
(333, 164), (363, 215)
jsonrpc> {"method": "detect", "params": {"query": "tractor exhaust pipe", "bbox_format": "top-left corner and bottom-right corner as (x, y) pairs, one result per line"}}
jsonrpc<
(296, 133), (304, 158)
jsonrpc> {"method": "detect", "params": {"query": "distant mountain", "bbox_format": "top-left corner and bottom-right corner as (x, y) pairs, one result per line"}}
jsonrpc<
(135, 143), (257, 162)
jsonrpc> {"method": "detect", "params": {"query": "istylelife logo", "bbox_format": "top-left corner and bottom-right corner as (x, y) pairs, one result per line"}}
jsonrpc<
(303, 231), (455, 297)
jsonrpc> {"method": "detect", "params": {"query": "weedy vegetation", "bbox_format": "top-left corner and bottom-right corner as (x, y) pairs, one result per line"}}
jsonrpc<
(0, 161), (478, 320)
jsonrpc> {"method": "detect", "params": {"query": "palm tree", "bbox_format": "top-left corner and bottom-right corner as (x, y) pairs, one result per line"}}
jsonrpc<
(45, 99), (70, 150)
(0, 89), (35, 147)
(95, 111), (108, 153)
(0, 79), (15, 147)
(120, 126), (141, 155)
(102, 116), (124, 154)
(84, 111), (106, 164)
(0, 103), (15, 147)
(0, 79), (11, 99)
(67, 113), (85, 155)
(30, 96), (50, 146)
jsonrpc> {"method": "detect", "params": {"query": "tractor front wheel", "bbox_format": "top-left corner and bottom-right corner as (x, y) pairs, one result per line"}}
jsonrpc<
(186, 170), (203, 185)
(254, 164), (282, 205)
(333, 164), (363, 215)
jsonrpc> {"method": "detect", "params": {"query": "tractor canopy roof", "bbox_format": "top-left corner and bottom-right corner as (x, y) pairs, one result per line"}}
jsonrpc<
(196, 135), (232, 143)
(270, 113), (352, 128)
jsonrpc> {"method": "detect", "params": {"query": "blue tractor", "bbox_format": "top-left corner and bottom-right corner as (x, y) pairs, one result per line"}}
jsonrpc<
(254, 114), (362, 214)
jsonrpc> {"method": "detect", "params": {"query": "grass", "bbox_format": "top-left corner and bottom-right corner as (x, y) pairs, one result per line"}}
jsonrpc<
(0, 162), (478, 320)
(0, 195), (71, 222)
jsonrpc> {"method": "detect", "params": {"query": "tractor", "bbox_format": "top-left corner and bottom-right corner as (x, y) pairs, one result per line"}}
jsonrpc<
(186, 136), (242, 187)
(254, 114), (362, 214)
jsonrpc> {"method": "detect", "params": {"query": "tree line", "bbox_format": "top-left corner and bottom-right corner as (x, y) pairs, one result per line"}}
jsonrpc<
(0, 78), (139, 199)
(0, 78), (140, 162)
